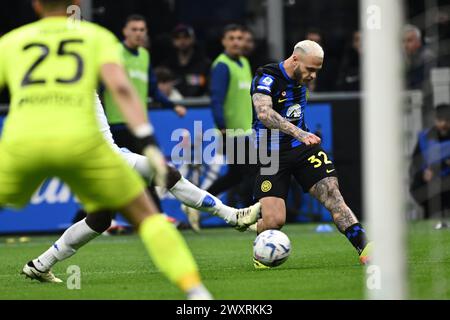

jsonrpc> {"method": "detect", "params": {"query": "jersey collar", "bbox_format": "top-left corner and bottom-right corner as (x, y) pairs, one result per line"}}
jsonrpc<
(224, 52), (242, 62)
(123, 42), (139, 56)
(279, 62), (297, 84)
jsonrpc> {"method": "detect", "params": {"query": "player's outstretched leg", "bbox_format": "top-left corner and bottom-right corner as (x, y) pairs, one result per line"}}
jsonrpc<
(169, 175), (261, 231)
(138, 161), (261, 231)
(22, 211), (113, 283)
(121, 192), (212, 300)
(309, 177), (372, 265)
(21, 162), (260, 284)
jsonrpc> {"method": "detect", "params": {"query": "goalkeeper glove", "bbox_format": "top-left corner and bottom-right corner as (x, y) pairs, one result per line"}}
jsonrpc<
(134, 125), (168, 188)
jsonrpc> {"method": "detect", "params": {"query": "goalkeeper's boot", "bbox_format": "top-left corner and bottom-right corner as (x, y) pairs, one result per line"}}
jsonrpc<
(359, 242), (373, 265)
(187, 285), (213, 300)
(181, 204), (201, 233)
(235, 202), (262, 232)
(21, 261), (63, 283)
(253, 258), (271, 270)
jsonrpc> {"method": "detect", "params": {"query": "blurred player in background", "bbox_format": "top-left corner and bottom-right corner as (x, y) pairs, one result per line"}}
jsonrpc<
(102, 14), (186, 219)
(0, 0), (210, 299)
(241, 26), (271, 75)
(208, 24), (257, 209)
(251, 40), (372, 267)
(104, 14), (186, 124)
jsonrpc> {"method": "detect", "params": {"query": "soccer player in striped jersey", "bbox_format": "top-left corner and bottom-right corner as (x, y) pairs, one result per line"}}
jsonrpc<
(251, 40), (372, 267)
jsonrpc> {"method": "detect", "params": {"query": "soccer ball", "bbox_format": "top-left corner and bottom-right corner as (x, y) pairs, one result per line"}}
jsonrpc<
(253, 230), (291, 267)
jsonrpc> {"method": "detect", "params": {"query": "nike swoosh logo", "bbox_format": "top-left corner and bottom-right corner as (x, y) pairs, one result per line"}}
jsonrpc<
(278, 98), (288, 103)
(327, 169), (336, 174)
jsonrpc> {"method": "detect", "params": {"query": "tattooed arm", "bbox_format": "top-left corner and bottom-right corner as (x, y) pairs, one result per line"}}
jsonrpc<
(252, 93), (321, 145)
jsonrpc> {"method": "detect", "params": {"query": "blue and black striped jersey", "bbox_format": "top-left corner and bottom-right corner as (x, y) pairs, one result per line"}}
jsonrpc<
(251, 62), (309, 151)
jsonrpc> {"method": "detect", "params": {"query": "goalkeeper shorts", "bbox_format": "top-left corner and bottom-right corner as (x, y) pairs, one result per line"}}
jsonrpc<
(0, 134), (145, 213)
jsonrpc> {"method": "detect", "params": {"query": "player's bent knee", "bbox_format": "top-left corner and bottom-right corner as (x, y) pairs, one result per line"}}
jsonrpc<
(264, 214), (286, 230)
(166, 165), (182, 189)
(260, 198), (286, 230)
(85, 210), (113, 233)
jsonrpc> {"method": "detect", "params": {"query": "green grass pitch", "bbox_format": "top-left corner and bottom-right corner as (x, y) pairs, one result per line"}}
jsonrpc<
(1, 221), (449, 300)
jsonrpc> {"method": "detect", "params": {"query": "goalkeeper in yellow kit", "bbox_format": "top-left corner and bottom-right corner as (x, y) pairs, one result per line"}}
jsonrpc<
(0, 0), (211, 299)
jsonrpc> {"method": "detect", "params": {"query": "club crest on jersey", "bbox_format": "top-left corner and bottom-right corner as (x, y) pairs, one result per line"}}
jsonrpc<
(261, 181), (272, 193)
(286, 104), (302, 120)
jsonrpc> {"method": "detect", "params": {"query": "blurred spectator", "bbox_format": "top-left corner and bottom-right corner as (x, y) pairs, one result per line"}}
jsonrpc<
(336, 30), (361, 91)
(103, 15), (186, 119)
(154, 67), (184, 101)
(207, 24), (256, 206)
(160, 24), (211, 97)
(102, 14), (185, 219)
(403, 24), (436, 90)
(435, 11), (450, 67)
(410, 104), (450, 224)
(241, 26), (271, 74)
(305, 28), (322, 44)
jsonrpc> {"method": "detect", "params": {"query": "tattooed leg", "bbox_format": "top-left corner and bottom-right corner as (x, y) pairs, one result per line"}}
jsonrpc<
(309, 177), (369, 255)
(309, 177), (358, 232)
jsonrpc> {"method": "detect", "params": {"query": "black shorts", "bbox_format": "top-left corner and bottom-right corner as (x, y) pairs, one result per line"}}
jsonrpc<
(254, 144), (338, 201)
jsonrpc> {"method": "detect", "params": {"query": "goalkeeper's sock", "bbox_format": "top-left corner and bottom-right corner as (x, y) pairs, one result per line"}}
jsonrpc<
(343, 223), (368, 255)
(169, 177), (237, 225)
(139, 214), (208, 294)
(34, 219), (99, 272)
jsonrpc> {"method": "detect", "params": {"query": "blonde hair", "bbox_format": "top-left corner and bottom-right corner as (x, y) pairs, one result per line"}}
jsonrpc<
(294, 40), (324, 59)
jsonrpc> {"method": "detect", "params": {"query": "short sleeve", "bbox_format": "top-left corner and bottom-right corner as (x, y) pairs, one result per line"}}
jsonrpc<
(251, 72), (279, 97)
(95, 27), (123, 67)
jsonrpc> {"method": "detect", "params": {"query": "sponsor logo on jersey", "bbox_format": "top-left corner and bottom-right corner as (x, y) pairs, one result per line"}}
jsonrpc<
(239, 81), (251, 90)
(286, 104), (302, 120)
(128, 69), (148, 82)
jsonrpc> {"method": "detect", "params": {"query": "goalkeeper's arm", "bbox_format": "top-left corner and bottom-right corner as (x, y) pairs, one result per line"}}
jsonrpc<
(100, 63), (168, 187)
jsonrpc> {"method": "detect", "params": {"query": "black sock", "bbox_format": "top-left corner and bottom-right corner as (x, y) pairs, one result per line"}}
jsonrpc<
(344, 223), (368, 255)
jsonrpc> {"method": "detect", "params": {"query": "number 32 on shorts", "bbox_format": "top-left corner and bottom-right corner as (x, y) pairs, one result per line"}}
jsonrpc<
(308, 151), (333, 169)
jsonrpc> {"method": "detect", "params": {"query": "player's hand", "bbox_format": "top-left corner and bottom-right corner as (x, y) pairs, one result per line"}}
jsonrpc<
(298, 132), (321, 146)
(174, 105), (187, 117)
(143, 144), (168, 188)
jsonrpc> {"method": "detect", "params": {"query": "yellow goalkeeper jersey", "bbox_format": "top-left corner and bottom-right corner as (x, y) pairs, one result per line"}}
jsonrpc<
(0, 17), (122, 141)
